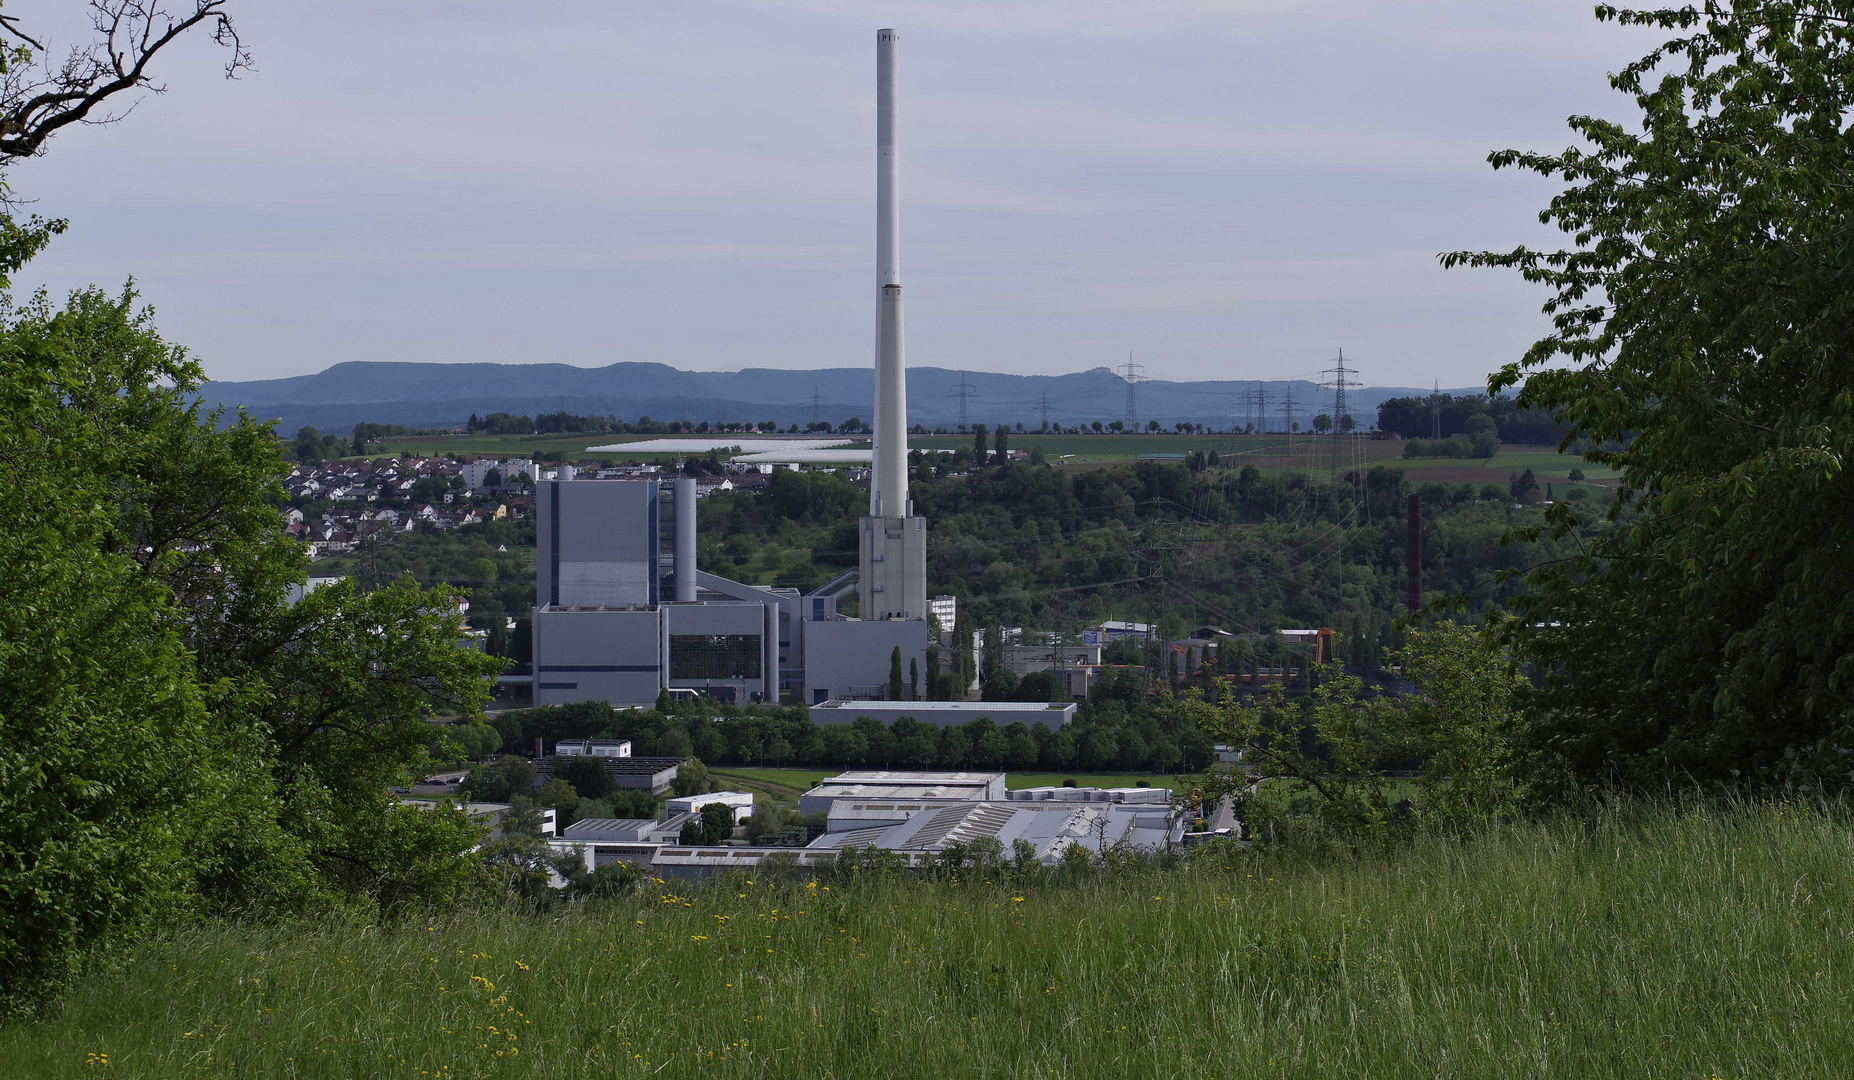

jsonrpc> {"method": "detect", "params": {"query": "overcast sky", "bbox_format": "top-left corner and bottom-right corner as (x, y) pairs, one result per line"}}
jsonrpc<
(9, 1), (1657, 388)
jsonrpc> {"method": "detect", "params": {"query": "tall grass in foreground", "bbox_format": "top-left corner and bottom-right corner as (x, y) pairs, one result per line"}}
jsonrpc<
(5, 799), (1850, 1078)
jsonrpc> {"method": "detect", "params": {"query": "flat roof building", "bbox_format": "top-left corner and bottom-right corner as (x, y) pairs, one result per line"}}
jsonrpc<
(1005, 786), (1172, 805)
(805, 799), (1183, 864)
(665, 791), (755, 823)
(798, 770), (1006, 815)
(808, 699), (1075, 729)
(554, 738), (631, 758)
(537, 754), (683, 795)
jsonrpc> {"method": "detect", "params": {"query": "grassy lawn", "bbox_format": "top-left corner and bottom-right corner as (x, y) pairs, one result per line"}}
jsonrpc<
(706, 767), (825, 798)
(708, 766), (1191, 794)
(8, 800), (1849, 1078)
(1390, 446), (1618, 490)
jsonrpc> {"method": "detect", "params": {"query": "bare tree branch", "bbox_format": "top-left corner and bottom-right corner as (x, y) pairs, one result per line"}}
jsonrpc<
(0, 1), (249, 169)
(0, 14), (44, 52)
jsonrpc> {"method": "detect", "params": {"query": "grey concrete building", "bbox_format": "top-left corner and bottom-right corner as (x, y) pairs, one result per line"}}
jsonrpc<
(530, 476), (931, 710)
(805, 799), (1184, 865)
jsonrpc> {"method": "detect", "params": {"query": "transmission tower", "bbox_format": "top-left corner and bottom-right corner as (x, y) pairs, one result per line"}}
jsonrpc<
(1319, 348), (1362, 479)
(1251, 382), (1271, 435)
(948, 371), (979, 429)
(1279, 385), (1300, 460)
(1428, 379), (1442, 440)
(807, 384), (825, 428)
(1118, 354), (1147, 429)
(1036, 392), (1054, 433)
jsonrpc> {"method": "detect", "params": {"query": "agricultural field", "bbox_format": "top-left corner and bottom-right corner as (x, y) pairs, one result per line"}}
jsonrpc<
(1394, 448), (1619, 491)
(914, 432), (1235, 464)
(7, 800), (1847, 1078)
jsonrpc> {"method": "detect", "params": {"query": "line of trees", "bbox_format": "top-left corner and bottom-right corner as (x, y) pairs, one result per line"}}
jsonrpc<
(1376, 392), (1568, 444)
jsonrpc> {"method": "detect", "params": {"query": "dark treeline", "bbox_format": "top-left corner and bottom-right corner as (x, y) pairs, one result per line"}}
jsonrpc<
(1375, 392), (1570, 444)
(489, 672), (1223, 776)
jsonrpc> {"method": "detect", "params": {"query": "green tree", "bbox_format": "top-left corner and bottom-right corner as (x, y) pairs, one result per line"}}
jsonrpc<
(294, 425), (325, 462)
(744, 798), (791, 843)
(974, 727), (1010, 768)
(537, 778), (580, 825)
(888, 646), (904, 701)
(670, 757), (712, 798)
(701, 801), (736, 842)
(1007, 730), (1041, 769)
(1444, 2), (1854, 789)
(1, 279), (499, 998)
(556, 755), (614, 800)
(464, 756), (539, 802)
(973, 423), (989, 461)
(677, 801), (737, 845)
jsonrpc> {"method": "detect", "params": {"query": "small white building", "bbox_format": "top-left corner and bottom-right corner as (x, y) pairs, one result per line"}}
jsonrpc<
(553, 739), (632, 758)
(665, 790), (756, 823)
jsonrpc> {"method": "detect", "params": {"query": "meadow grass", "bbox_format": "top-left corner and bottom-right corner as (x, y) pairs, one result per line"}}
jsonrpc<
(8, 799), (1850, 1078)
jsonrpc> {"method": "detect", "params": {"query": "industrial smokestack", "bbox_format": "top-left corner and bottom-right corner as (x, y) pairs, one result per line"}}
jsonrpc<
(856, 27), (929, 624)
(675, 476), (696, 603)
(871, 27), (909, 519)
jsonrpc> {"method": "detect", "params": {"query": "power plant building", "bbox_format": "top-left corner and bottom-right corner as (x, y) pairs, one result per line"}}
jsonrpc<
(530, 29), (931, 711)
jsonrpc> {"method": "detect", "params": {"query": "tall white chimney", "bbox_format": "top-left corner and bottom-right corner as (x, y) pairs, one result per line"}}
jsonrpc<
(857, 27), (928, 623)
(871, 27), (909, 519)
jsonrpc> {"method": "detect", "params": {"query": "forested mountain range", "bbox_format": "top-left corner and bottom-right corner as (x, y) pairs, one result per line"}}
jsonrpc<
(200, 360), (1479, 434)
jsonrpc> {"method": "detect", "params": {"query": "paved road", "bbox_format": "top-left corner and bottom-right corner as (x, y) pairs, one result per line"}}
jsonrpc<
(1206, 794), (1239, 836)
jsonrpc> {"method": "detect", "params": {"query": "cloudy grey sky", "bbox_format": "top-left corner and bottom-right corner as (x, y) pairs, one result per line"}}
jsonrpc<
(10, 1), (1656, 387)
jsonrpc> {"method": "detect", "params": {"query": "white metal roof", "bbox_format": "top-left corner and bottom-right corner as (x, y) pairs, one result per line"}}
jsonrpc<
(582, 437), (859, 455)
(811, 700), (1071, 713)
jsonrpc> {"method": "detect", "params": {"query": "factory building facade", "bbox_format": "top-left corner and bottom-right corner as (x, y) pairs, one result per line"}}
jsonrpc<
(531, 476), (926, 709)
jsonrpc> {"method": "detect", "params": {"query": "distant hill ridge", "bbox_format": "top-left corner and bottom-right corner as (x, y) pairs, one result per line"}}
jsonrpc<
(200, 360), (1482, 434)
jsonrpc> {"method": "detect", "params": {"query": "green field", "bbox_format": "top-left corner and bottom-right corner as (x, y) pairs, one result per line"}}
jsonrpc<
(914, 432), (1239, 464)
(1395, 448), (1619, 488)
(707, 767), (832, 795)
(7, 800), (1849, 1078)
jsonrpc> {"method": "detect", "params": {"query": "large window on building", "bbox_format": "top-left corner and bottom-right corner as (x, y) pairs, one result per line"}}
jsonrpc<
(668, 634), (762, 680)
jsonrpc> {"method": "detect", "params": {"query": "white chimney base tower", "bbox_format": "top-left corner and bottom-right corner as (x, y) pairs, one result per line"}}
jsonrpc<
(857, 27), (929, 622)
